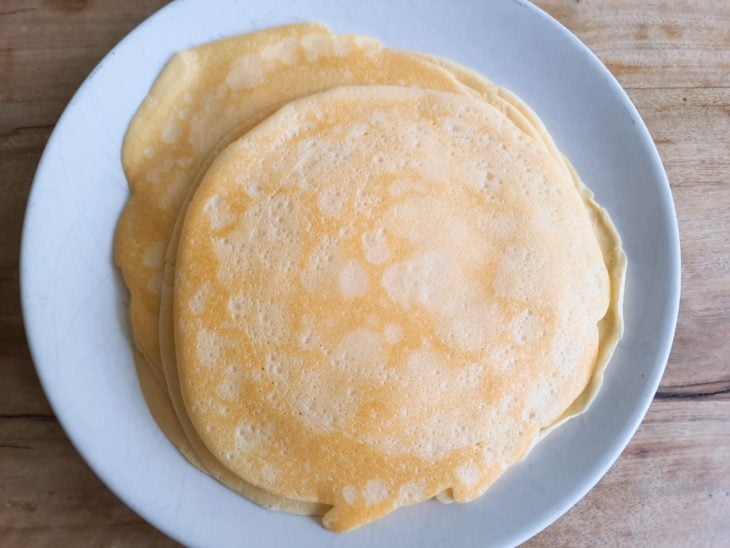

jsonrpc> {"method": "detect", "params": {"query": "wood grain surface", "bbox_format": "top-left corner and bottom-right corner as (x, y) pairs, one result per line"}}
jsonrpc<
(1, 1), (728, 546)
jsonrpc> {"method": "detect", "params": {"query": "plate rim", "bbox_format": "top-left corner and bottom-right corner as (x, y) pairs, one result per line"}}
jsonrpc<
(20, 0), (681, 545)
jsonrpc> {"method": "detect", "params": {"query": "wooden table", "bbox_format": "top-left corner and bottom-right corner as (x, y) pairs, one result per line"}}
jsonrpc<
(1, 1), (728, 545)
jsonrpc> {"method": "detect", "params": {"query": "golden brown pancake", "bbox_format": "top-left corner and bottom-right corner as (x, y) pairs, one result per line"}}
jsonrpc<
(116, 23), (625, 532)
(172, 85), (615, 531)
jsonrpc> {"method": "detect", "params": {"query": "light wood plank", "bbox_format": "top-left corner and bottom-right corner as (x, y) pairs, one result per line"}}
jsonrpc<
(538, 0), (730, 89)
(528, 400), (730, 547)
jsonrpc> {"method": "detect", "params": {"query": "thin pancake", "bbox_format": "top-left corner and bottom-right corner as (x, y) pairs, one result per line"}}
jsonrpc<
(155, 44), (588, 513)
(174, 85), (612, 531)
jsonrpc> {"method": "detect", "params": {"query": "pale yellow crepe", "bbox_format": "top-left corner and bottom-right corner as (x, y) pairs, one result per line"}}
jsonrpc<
(116, 23), (625, 532)
(173, 85), (616, 531)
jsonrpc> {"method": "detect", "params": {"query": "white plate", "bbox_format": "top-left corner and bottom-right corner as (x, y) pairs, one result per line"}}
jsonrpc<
(21, 0), (680, 546)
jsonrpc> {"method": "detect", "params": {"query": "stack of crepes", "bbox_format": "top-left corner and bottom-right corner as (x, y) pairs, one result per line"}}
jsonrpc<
(115, 23), (626, 532)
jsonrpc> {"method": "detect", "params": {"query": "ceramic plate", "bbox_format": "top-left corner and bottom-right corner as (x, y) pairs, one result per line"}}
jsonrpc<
(21, 1), (680, 545)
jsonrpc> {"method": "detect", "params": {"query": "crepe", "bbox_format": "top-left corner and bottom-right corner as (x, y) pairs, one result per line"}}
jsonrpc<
(115, 22), (626, 532)
(172, 85), (617, 531)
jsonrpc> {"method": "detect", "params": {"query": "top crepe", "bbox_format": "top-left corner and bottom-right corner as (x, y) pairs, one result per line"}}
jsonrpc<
(173, 85), (613, 531)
